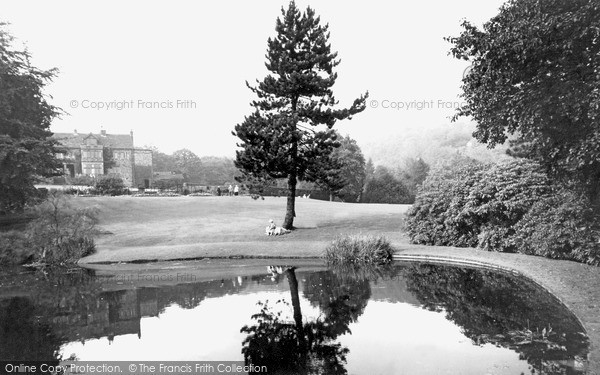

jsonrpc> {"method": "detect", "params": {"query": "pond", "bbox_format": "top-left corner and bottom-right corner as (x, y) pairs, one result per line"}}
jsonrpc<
(0, 260), (589, 374)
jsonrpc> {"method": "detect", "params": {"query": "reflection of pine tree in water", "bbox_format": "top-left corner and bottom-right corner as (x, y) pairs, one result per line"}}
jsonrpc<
(303, 269), (371, 337)
(403, 264), (589, 374)
(241, 267), (372, 375)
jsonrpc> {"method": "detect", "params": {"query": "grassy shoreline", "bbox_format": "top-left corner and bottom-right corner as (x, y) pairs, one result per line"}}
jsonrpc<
(75, 195), (409, 263)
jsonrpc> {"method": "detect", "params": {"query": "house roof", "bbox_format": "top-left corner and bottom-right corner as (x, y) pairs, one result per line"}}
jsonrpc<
(52, 132), (134, 149)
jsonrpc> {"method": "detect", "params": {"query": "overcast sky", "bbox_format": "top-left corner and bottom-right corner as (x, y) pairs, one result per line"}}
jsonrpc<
(3, 0), (505, 157)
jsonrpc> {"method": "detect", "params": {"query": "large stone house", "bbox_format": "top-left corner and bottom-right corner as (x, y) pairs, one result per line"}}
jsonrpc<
(52, 129), (153, 187)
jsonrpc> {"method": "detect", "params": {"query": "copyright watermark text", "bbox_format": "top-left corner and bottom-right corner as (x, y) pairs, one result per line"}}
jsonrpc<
(369, 99), (466, 111)
(69, 99), (198, 111)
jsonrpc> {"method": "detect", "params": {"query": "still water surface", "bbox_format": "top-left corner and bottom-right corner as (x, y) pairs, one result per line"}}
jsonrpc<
(0, 261), (589, 374)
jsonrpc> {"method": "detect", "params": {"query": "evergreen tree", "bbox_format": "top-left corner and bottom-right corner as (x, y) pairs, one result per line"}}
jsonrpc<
(0, 26), (61, 213)
(233, 2), (367, 229)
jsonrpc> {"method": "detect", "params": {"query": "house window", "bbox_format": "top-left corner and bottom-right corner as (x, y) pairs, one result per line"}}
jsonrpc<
(115, 151), (129, 159)
(83, 163), (103, 176)
(83, 150), (102, 159)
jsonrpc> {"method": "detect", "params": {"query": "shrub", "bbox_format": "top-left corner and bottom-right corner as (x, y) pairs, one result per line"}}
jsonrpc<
(325, 234), (394, 265)
(406, 157), (600, 265)
(513, 189), (600, 265)
(405, 156), (486, 247)
(67, 175), (95, 186)
(464, 159), (552, 252)
(94, 176), (126, 196)
(26, 192), (99, 264)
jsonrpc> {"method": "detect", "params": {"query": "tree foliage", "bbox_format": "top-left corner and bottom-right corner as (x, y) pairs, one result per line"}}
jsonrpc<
(172, 148), (203, 182)
(0, 25), (61, 213)
(395, 157), (430, 202)
(200, 156), (238, 185)
(312, 133), (367, 202)
(447, 0), (600, 198)
(362, 166), (411, 204)
(148, 146), (177, 172)
(233, 1), (367, 228)
(94, 175), (126, 196)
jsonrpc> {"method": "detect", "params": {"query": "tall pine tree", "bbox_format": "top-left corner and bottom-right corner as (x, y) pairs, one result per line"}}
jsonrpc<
(233, 2), (367, 229)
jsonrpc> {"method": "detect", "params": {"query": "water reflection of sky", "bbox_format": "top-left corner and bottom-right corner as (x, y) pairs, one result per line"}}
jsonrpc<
(341, 301), (529, 374)
(59, 292), (323, 361)
(59, 290), (530, 374)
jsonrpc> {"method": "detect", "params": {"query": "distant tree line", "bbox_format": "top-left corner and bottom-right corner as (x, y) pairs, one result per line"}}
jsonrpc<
(149, 147), (239, 187)
(238, 131), (430, 205)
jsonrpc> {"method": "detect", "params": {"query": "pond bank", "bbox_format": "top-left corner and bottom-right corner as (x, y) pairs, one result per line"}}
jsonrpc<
(79, 239), (600, 372)
(394, 246), (600, 374)
(81, 241), (600, 374)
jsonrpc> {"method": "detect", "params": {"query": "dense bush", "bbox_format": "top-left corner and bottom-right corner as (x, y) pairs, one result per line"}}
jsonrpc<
(0, 192), (99, 266)
(94, 176), (126, 196)
(513, 189), (600, 265)
(405, 156), (487, 246)
(406, 157), (600, 264)
(466, 159), (553, 252)
(26, 192), (98, 264)
(325, 234), (394, 265)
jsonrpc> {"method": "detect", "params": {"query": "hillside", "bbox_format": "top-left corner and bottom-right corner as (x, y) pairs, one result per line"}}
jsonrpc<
(361, 122), (510, 169)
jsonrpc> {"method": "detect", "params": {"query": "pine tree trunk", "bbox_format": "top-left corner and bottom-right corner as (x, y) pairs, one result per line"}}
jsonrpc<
(285, 267), (306, 354)
(282, 97), (299, 230)
(283, 172), (296, 229)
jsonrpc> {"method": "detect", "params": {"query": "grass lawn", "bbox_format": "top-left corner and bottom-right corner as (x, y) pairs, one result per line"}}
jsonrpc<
(75, 195), (410, 263)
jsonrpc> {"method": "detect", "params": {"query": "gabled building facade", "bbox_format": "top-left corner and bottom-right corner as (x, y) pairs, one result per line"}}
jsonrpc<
(52, 129), (153, 188)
